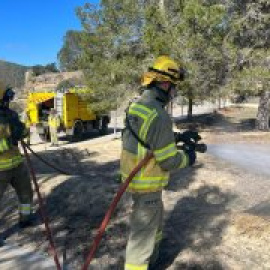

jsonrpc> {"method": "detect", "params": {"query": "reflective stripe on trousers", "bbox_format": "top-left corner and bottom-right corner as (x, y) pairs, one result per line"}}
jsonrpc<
(125, 263), (148, 270)
(19, 203), (32, 215)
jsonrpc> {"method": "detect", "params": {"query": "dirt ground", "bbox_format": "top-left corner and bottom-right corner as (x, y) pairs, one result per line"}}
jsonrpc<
(0, 104), (270, 270)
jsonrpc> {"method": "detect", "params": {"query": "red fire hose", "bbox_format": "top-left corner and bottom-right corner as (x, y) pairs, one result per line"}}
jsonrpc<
(81, 152), (154, 270)
(21, 141), (62, 270)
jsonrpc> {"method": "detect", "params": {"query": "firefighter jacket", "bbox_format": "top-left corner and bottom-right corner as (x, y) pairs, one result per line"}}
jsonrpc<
(0, 107), (28, 171)
(121, 86), (189, 193)
(48, 114), (60, 129)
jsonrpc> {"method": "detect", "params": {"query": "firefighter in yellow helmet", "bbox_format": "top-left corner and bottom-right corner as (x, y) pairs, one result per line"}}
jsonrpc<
(121, 56), (196, 270)
(0, 82), (34, 229)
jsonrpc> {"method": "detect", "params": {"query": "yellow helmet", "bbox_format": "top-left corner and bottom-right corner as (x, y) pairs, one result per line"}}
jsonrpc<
(142, 56), (185, 86)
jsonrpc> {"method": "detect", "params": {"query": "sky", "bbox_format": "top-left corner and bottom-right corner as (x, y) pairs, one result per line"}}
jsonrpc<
(0, 0), (99, 67)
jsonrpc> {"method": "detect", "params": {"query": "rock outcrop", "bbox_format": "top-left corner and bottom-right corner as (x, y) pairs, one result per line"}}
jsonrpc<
(24, 70), (84, 93)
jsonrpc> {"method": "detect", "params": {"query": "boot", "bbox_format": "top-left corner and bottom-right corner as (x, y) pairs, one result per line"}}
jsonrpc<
(19, 214), (37, 229)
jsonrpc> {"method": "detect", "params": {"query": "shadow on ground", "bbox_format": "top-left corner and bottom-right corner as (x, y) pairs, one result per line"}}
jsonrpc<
(1, 146), (233, 269)
(175, 109), (257, 134)
(154, 163), (233, 270)
(58, 127), (119, 144)
(0, 145), (125, 269)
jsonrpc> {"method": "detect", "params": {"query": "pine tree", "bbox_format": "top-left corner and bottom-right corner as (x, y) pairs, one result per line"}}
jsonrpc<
(228, 0), (270, 130)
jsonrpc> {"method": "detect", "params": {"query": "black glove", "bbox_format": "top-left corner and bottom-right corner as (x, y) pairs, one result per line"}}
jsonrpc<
(174, 130), (201, 144)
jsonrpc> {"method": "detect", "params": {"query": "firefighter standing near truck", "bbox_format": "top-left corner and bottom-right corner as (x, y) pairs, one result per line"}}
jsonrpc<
(0, 82), (34, 228)
(48, 108), (60, 146)
(121, 56), (197, 270)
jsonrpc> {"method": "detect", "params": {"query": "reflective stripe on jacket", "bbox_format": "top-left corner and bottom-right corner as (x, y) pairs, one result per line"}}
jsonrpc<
(0, 152), (23, 170)
(0, 138), (9, 153)
(121, 88), (188, 193)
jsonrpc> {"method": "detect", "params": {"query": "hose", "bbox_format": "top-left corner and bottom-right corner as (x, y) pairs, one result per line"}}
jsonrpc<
(21, 141), (62, 270)
(81, 152), (154, 270)
(23, 143), (71, 175)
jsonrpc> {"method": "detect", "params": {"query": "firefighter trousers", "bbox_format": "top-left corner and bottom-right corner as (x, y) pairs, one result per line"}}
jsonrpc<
(125, 191), (163, 270)
(0, 163), (33, 222)
(49, 127), (58, 146)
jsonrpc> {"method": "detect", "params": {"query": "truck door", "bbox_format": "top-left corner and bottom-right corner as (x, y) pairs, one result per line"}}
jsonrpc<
(63, 93), (79, 129)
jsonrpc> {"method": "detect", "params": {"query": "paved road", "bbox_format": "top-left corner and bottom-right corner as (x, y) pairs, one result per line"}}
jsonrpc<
(208, 144), (270, 177)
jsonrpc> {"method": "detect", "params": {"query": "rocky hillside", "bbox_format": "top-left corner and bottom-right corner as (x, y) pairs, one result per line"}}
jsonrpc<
(24, 70), (84, 93)
(0, 59), (28, 88)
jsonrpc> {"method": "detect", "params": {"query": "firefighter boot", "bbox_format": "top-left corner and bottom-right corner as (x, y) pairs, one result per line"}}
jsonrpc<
(19, 213), (37, 229)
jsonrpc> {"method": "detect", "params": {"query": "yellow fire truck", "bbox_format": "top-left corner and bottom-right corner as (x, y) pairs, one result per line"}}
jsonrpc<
(26, 91), (110, 141)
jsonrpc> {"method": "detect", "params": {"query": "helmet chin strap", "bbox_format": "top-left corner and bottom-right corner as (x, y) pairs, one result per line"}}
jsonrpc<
(153, 82), (175, 106)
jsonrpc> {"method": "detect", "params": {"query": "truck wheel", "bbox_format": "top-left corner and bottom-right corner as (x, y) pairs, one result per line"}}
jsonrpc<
(73, 121), (84, 141)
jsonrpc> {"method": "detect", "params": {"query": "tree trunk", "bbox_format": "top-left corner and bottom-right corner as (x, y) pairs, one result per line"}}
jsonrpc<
(187, 97), (193, 120)
(159, 0), (165, 15)
(256, 90), (270, 131)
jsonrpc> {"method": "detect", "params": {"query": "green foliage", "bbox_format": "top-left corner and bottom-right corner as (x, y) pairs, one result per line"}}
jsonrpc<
(32, 63), (59, 76)
(57, 0), (269, 115)
(74, 1), (145, 113)
(225, 1), (270, 93)
(56, 77), (84, 92)
(57, 30), (83, 71)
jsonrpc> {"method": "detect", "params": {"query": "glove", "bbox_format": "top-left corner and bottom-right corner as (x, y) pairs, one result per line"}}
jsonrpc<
(184, 148), (197, 166)
(174, 130), (201, 144)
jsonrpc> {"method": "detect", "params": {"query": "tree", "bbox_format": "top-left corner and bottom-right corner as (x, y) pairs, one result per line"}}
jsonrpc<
(60, 0), (252, 119)
(256, 83), (270, 130)
(32, 63), (59, 76)
(57, 30), (83, 71)
(227, 0), (270, 130)
(142, 0), (228, 117)
(75, 1), (146, 114)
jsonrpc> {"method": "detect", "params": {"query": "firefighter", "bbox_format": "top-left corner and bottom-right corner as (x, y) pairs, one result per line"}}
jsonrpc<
(121, 56), (197, 270)
(0, 82), (34, 228)
(48, 108), (60, 146)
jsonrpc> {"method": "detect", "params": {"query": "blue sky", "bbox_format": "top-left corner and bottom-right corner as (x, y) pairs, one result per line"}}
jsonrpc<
(0, 0), (99, 66)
